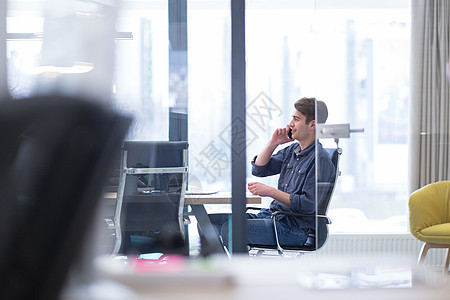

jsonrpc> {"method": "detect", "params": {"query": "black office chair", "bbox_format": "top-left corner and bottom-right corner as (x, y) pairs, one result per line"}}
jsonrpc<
(0, 96), (131, 300)
(110, 141), (189, 255)
(248, 147), (342, 257)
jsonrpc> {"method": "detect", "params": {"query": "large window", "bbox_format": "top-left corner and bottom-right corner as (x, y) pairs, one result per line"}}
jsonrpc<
(187, 1), (232, 193)
(313, 7), (410, 233)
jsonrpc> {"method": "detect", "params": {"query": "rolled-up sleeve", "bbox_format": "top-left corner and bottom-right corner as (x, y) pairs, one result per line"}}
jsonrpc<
(251, 149), (287, 177)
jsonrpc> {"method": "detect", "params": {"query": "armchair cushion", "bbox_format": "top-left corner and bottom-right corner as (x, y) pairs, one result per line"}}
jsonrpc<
(419, 223), (450, 244)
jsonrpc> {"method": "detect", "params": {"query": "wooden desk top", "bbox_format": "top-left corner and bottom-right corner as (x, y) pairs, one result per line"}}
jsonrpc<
(185, 192), (261, 205)
(103, 192), (261, 206)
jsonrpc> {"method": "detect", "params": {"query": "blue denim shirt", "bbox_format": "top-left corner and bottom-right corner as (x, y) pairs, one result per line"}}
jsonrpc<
(251, 141), (335, 230)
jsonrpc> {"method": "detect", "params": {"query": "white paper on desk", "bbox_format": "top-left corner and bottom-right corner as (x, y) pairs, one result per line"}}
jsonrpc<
(185, 185), (220, 195)
(185, 191), (220, 195)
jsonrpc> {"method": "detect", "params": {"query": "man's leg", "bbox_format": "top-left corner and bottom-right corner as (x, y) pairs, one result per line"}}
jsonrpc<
(207, 213), (308, 249)
(220, 215), (277, 248)
(246, 218), (308, 247)
(196, 213), (232, 254)
(207, 213), (232, 236)
(274, 221), (308, 247)
(245, 218), (277, 245)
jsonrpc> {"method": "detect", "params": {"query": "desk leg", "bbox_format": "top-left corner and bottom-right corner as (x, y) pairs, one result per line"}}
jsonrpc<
(190, 205), (227, 256)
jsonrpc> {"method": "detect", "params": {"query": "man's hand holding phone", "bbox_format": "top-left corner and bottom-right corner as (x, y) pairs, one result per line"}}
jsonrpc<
(271, 126), (291, 145)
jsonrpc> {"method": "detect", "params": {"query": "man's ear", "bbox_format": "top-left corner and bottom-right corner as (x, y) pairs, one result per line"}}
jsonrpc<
(309, 120), (316, 130)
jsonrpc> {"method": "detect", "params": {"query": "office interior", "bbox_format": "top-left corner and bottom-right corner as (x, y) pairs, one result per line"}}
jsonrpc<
(1, 0), (450, 299)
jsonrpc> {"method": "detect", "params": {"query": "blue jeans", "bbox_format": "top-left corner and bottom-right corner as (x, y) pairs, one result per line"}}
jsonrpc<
(207, 211), (308, 249)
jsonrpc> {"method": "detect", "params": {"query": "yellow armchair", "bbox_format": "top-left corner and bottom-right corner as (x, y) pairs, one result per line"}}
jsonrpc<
(409, 181), (450, 275)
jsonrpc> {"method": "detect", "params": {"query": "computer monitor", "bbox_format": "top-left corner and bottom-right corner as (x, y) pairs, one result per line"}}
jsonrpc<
(169, 111), (187, 142)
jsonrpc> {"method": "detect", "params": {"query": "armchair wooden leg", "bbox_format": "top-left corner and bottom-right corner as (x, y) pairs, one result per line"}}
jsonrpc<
(418, 243), (431, 264)
(443, 248), (450, 276)
(418, 243), (450, 276)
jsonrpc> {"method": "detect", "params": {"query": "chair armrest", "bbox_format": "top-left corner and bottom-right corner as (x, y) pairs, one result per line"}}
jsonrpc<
(245, 208), (331, 224)
(272, 210), (331, 224)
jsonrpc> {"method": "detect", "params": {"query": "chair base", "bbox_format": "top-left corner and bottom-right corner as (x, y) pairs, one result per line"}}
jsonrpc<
(248, 246), (314, 258)
(418, 242), (450, 276)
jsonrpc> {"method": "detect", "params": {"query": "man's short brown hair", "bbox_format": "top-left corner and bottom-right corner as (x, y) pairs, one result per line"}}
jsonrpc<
(294, 97), (328, 124)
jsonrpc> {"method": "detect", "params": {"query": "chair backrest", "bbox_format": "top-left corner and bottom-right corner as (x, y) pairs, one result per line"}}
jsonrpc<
(318, 147), (342, 215)
(115, 141), (189, 254)
(302, 147), (342, 251)
(0, 96), (130, 300)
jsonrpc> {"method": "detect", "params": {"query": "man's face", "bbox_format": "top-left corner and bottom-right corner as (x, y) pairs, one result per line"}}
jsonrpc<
(289, 110), (315, 142)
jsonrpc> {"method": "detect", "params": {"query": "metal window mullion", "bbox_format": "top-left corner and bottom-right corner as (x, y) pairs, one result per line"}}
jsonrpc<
(231, 0), (247, 254)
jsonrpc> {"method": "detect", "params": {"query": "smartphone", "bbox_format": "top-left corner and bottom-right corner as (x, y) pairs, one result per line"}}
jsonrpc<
(288, 128), (293, 139)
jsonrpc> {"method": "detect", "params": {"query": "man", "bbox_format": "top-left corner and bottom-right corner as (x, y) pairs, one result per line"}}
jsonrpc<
(209, 97), (336, 248)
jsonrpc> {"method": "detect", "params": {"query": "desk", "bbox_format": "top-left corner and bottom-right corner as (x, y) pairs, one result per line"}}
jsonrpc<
(185, 192), (261, 205)
(103, 192), (261, 205)
(103, 192), (261, 255)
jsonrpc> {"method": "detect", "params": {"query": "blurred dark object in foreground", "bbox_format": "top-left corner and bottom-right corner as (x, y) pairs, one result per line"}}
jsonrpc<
(0, 96), (131, 300)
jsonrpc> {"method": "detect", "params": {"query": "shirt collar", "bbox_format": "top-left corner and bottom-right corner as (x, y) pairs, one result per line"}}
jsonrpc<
(294, 141), (316, 156)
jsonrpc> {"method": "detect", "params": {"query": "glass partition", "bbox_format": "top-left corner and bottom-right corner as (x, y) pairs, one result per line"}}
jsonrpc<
(8, 0), (450, 295)
(244, 0), (410, 254)
(5, 0), (410, 258)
